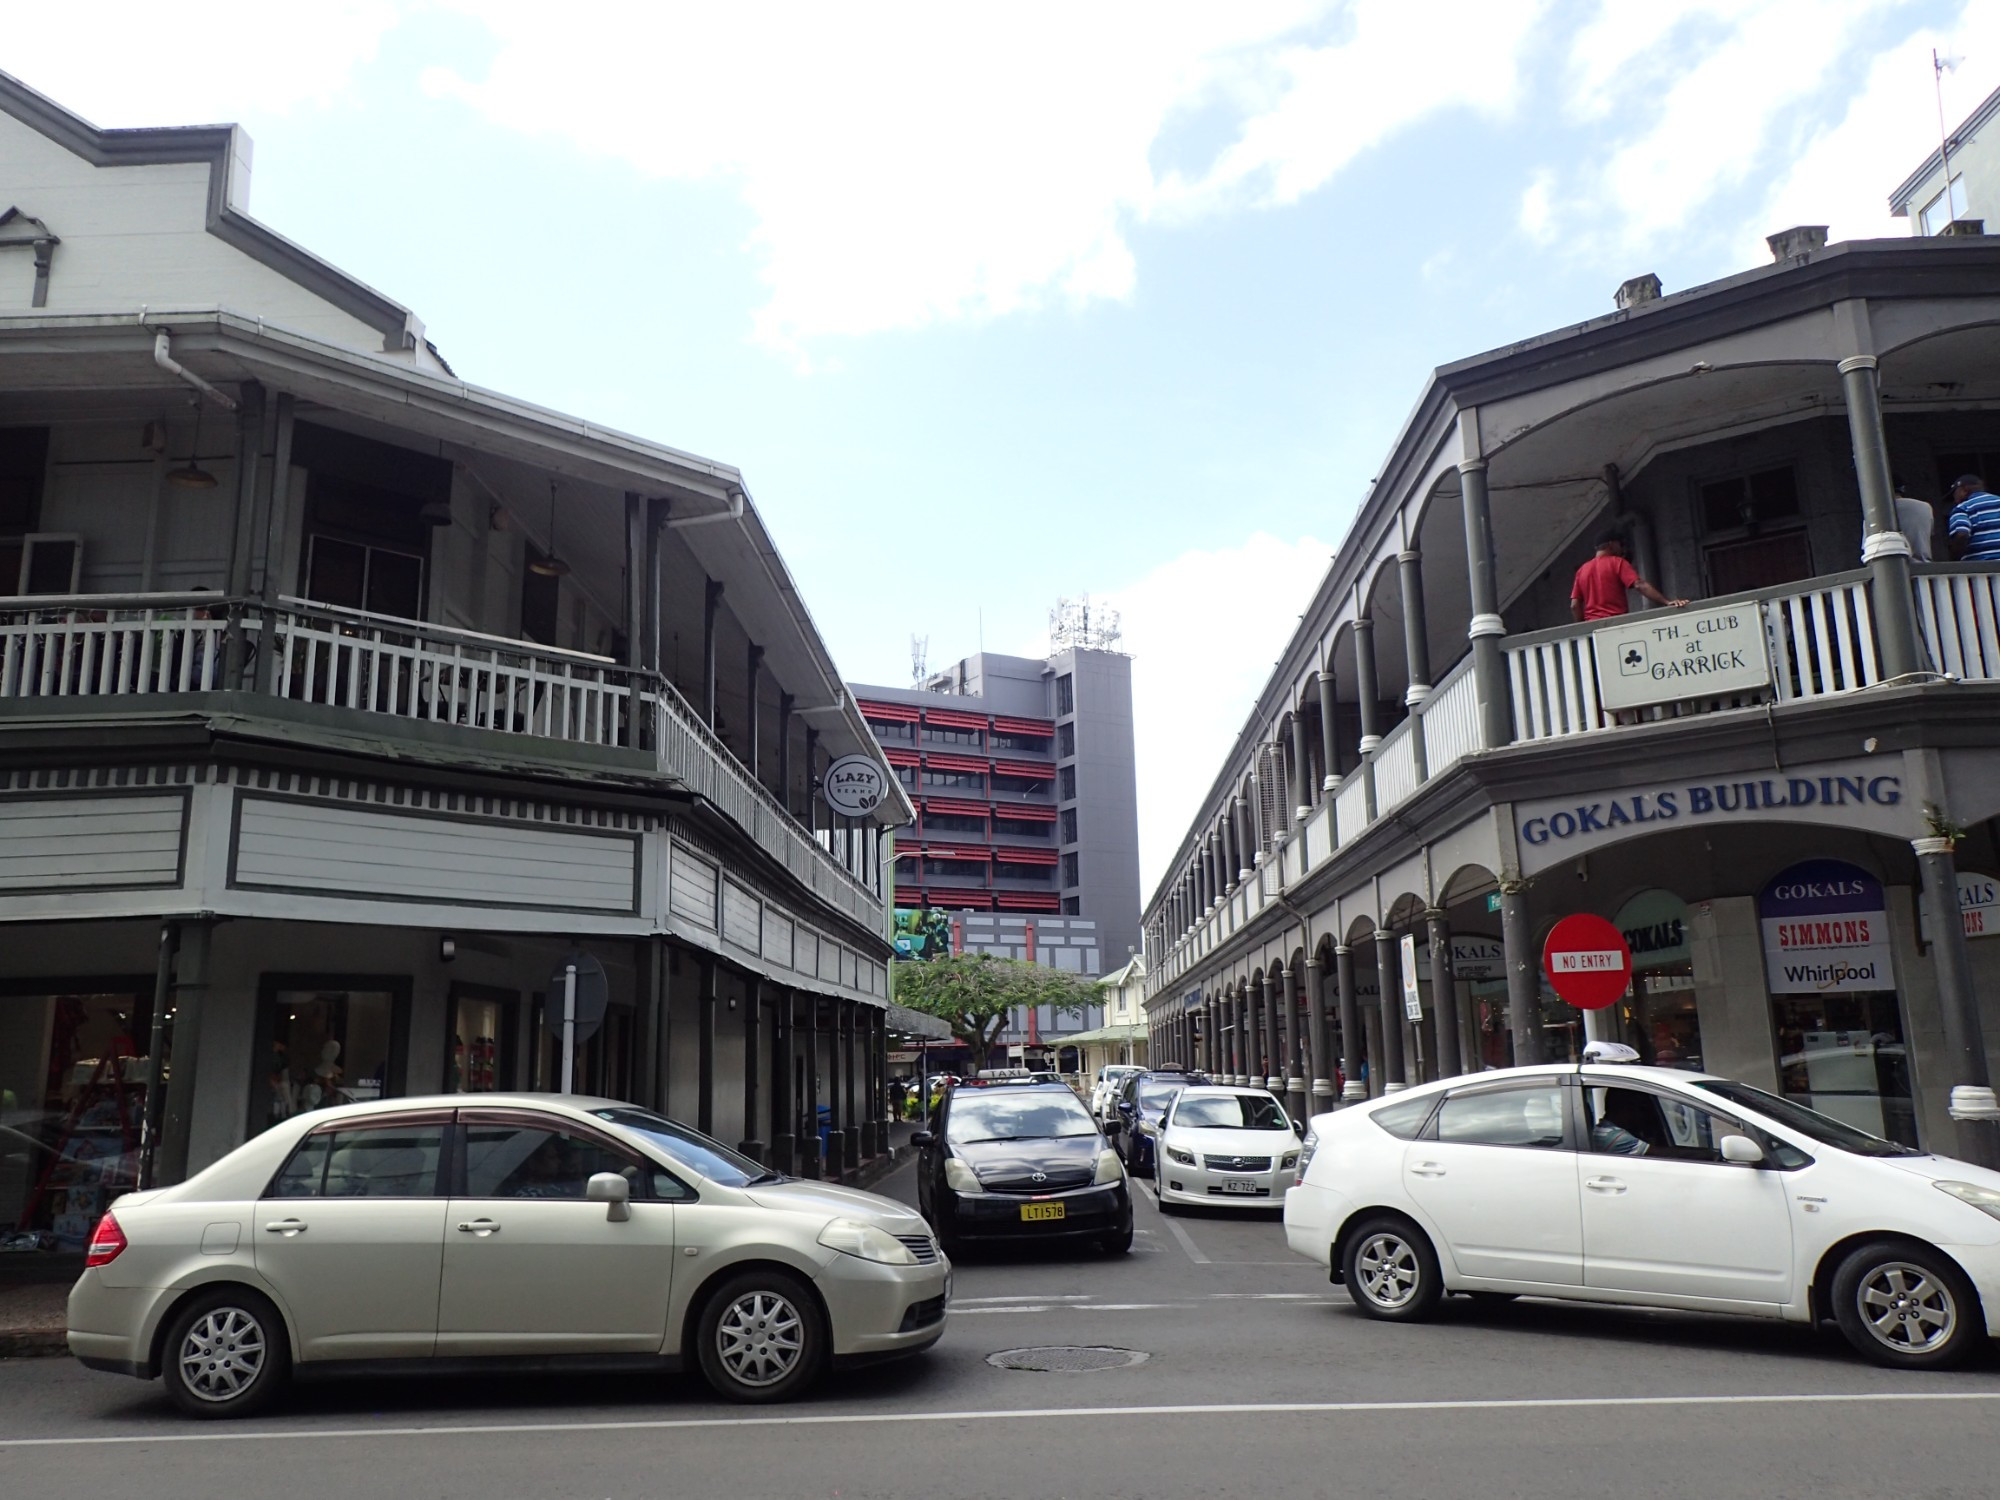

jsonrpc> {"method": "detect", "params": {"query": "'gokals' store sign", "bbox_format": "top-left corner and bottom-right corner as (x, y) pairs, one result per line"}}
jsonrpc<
(1758, 859), (1893, 994)
(1516, 759), (1905, 874)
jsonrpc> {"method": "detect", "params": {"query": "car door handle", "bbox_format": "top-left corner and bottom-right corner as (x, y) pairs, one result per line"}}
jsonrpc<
(1409, 1162), (1447, 1178)
(263, 1219), (308, 1236)
(456, 1219), (501, 1236)
(1584, 1176), (1628, 1194)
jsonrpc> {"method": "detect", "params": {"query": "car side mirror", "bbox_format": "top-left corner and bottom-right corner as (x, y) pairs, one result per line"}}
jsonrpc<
(1719, 1134), (1765, 1165)
(586, 1171), (632, 1221)
(1104, 1117), (1122, 1134)
(912, 1131), (934, 1148)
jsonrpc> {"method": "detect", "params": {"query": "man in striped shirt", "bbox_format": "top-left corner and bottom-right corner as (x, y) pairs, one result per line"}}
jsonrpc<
(1946, 473), (2000, 561)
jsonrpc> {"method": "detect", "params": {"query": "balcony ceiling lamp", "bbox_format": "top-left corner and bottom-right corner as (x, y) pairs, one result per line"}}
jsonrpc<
(165, 396), (218, 489)
(529, 478), (570, 576)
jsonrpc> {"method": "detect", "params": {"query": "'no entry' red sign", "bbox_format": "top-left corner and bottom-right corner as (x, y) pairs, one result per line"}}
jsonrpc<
(1541, 914), (1632, 1010)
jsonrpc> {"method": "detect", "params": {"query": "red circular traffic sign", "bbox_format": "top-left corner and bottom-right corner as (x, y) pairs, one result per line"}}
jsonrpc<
(1541, 914), (1632, 1010)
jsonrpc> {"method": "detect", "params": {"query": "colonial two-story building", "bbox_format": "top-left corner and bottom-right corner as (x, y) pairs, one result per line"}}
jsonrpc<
(0, 72), (927, 1255)
(1141, 226), (2000, 1171)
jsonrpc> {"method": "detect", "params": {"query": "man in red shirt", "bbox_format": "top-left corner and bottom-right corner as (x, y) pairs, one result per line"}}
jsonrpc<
(1570, 534), (1688, 621)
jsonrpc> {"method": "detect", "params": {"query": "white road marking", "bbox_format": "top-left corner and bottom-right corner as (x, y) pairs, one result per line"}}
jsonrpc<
(8, 1392), (1999, 1449)
(953, 1295), (1096, 1305)
(1157, 1211), (1212, 1265)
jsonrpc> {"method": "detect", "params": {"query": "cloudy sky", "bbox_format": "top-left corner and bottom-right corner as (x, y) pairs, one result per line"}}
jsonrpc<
(10, 1), (1996, 895)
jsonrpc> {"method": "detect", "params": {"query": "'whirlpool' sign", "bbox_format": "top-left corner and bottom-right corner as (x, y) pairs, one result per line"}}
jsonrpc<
(1516, 759), (1905, 874)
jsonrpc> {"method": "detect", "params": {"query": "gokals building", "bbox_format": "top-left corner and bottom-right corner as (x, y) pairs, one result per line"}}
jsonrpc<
(0, 72), (925, 1254)
(1141, 224), (2000, 1169)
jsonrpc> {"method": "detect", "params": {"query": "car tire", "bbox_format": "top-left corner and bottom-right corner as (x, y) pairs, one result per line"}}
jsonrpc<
(1099, 1221), (1134, 1255)
(1831, 1240), (1982, 1371)
(694, 1269), (828, 1403)
(1340, 1215), (1443, 1323)
(160, 1286), (290, 1419)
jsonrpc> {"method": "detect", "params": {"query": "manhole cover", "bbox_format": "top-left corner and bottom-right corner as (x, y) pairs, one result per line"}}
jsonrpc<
(986, 1345), (1149, 1373)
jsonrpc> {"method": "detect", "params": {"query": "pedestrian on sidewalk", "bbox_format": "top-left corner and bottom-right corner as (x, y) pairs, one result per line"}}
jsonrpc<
(1946, 473), (2000, 561)
(1570, 533), (1689, 622)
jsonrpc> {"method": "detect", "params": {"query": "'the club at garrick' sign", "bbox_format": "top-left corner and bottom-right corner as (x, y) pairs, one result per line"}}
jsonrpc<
(1592, 605), (1771, 712)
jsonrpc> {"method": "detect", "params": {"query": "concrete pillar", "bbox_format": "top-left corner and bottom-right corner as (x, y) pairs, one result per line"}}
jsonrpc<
(1285, 967), (1310, 1121)
(1914, 837), (2000, 1168)
(1236, 988), (1252, 1086)
(771, 987), (795, 1176)
(1233, 797), (1252, 882)
(1374, 929), (1408, 1090)
(1400, 549), (1432, 780)
(740, 979), (765, 1163)
(1426, 909), (1461, 1082)
(1307, 953), (1334, 1103)
(1838, 352), (1923, 679)
(1353, 617), (1381, 821)
(1291, 712), (1312, 823)
(1500, 884), (1544, 1065)
(1459, 436), (1512, 749)
(1361, 1001), (1384, 1099)
(1316, 669), (1340, 794)
(1336, 943), (1365, 1102)
(155, 918), (214, 1186)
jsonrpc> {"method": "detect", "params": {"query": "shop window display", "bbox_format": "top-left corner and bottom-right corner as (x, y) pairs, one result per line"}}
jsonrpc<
(0, 988), (150, 1252)
(447, 987), (516, 1094)
(529, 995), (633, 1099)
(1612, 888), (1705, 1070)
(258, 986), (401, 1133)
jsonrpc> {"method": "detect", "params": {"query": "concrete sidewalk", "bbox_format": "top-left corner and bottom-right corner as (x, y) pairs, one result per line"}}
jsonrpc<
(0, 1277), (69, 1359)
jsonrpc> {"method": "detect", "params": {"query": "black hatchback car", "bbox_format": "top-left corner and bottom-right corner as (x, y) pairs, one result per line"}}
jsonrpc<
(914, 1080), (1132, 1254)
(1110, 1067), (1209, 1173)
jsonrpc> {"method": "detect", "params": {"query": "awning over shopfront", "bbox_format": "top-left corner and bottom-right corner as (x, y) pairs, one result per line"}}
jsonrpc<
(1062, 1022), (1147, 1048)
(886, 1002), (955, 1042)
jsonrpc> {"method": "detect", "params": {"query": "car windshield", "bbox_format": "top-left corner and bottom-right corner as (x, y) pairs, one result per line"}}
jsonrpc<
(589, 1107), (780, 1186)
(1137, 1081), (1184, 1111)
(1174, 1094), (1291, 1131)
(947, 1090), (1098, 1145)
(1690, 1081), (1921, 1157)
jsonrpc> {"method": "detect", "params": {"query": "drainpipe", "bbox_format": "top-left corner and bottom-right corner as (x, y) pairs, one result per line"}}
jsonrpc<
(150, 328), (238, 411)
(665, 491), (747, 529)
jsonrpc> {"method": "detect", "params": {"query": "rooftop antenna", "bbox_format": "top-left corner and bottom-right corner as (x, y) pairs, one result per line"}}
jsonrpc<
(910, 633), (928, 687)
(1933, 47), (1968, 228)
(1049, 594), (1126, 655)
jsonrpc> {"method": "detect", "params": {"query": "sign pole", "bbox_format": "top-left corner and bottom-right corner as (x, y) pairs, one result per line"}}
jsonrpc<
(561, 960), (578, 1095)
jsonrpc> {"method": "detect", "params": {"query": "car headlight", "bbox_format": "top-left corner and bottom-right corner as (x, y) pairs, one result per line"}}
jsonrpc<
(817, 1218), (919, 1265)
(1935, 1180), (2000, 1221)
(1094, 1148), (1125, 1185)
(1295, 1129), (1318, 1178)
(944, 1158), (982, 1193)
(1280, 1152), (1300, 1170)
(1166, 1145), (1195, 1166)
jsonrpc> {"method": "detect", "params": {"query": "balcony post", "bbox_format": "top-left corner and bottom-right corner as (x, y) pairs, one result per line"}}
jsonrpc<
(1499, 880), (1543, 1065)
(1459, 409), (1513, 749)
(805, 728), (821, 837)
(624, 492), (648, 750)
(746, 642), (764, 778)
(1837, 352), (1924, 679)
(701, 577), (724, 727)
(643, 497), (667, 674)
(1233, 795), (1252, 883)
(257, 394), (296, 695)
(1425, 908), (1461, 1080)
(778, 693), (795, 816)
(1290, 711), (1312, 822)
(1400, 549), (1432, 780)
(1913, 835), (2000, 1168)
(1373, 927), (1408, 1091)
(1316, 668), (1340, 794)
(223, 381), (267, 685)
(1336, 942), (1365, 1102)
(740, 978), (765, 1164)
(1352, 616), (1381, 821)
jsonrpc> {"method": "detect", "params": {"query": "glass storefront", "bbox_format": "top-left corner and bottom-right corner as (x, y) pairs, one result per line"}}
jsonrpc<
(1613, 888), (1704, 1070)
(529, 993), (633, 1099)
(0, 986), (151, 1251)
(255, 982), (406, 1134)
(446, 985), (516, 1094)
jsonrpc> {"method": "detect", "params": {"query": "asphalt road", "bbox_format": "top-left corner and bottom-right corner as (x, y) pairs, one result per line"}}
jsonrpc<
(5, 1158), (2000, 1498)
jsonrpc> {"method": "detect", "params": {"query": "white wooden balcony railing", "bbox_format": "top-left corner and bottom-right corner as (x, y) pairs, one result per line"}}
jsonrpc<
(1147, 564), (2000, 997)
(0, 592), (881, 921)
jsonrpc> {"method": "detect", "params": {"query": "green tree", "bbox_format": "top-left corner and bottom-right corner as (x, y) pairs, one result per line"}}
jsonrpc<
(892, 952), (1102, 1074)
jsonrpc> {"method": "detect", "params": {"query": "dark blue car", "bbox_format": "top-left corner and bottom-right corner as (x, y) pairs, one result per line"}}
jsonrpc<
(1111, 1066), (1209, 1173)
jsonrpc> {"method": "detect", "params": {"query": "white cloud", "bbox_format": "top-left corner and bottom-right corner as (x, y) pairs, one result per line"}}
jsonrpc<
(420, 1), (1549, 356)
(1106, 532), (1335, 895)
(1519, 167), (1557, 244)
(7, 2), (397, 125)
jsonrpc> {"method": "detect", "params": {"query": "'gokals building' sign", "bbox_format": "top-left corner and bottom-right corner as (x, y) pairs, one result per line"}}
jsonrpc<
(1516, 759), (1905, 873)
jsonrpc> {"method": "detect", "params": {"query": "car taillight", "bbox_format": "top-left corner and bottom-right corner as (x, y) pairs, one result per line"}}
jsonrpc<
(85, 1212), (126, 1268)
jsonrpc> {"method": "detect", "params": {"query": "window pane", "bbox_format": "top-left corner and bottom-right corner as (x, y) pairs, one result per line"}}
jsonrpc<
(318, 1124), (442, 1197)
(1586, 1086), (1736, 1162)
(1369, 1094), (1435, 1140)
(366, 548), (423, 619)
(463, 1122), (651, 1199)
(260, 989), (397, 1133)
(267, 1133), (331, 1198)
(1435, 1085), (1566, 1148)
(306, 537), (367, 609)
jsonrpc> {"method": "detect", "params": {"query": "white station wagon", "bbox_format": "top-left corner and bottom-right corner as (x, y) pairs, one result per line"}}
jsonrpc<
(1284, 1064), (2000, 1369)
(68, 1095), (949, 1416)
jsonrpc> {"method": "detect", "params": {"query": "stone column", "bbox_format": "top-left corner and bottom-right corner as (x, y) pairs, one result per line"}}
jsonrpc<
(1425, 909), (1461, 1082)
(1361, 1002), (1384, 1099)
(1400, 548), (1432, 780)
(1285, 967), (1311, 1121)
(1353, 617), (1381, 821)
(1307, 953), (1334, 1104)
(771, 987), (795, 1176)
(1335, 942), (1365, 1102)
(739, 978), (765, 1163)
(1500, 882), (1543, 1065)
(1233, 797), (1253, 882)
(1838, 351), (1923, 679)
(1374, 928), (1408, 1091)
(1458, 430), (1512, 749)
(1316, 669), (1341, 795)
(1291, 712), (1312, 823)
(1914, 836), (2000, 1168)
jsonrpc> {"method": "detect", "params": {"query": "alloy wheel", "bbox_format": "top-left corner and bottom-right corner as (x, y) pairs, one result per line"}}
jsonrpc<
(715, 1289), (807, 1388)
(1856, 1261), (1957, 1354)
(1355, 1232), (1421, 1310)
(176, 1305), (268, 1403)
